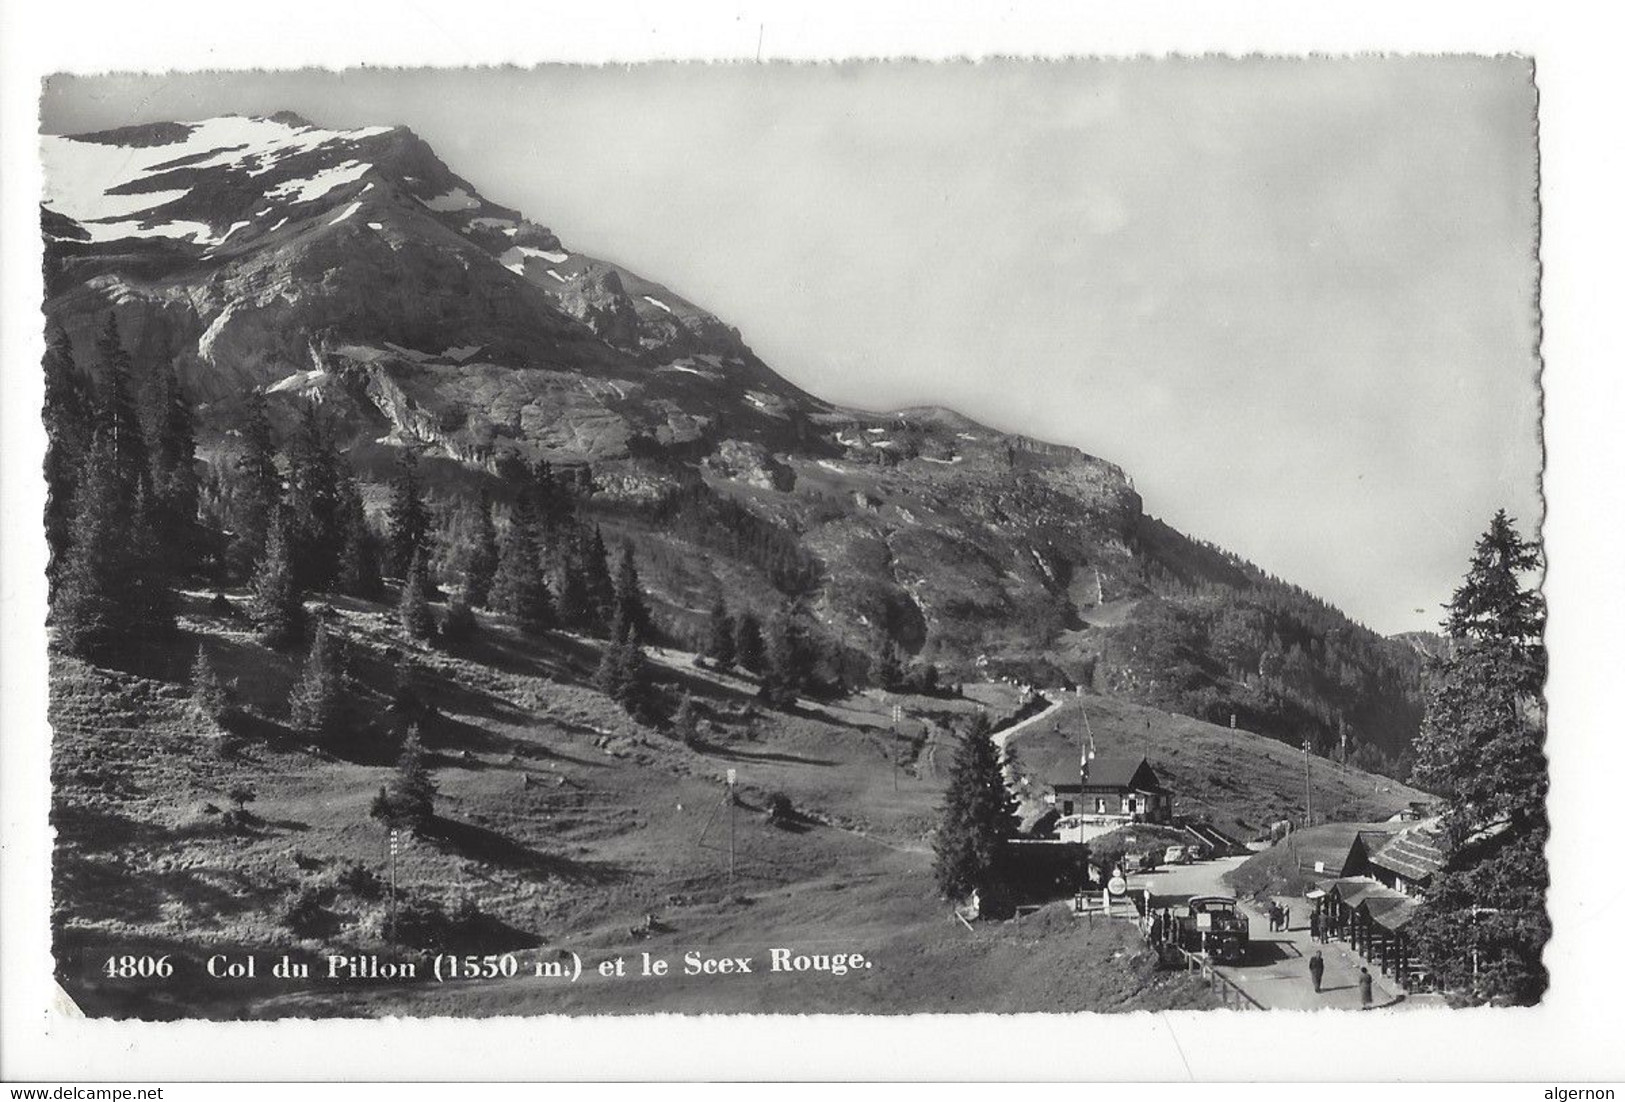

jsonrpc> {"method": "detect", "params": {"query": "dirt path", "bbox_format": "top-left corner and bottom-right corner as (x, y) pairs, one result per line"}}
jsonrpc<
(991, 694), (1067, 758)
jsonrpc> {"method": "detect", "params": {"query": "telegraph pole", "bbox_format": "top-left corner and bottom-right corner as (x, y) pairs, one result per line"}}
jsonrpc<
(892, 703), (901, 793)
(1302, 738), (1313, 829)
(387, 827), (399, 942)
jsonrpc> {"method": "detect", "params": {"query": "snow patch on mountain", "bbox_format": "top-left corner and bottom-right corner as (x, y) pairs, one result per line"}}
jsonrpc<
(328, 201), (362, 226)
(268, 161), (372, 204)
(418, 187), (480, 212)
(498, 245), (569, 274)
(265, 368), (327, 394)
(642, 295), (673, 313)
(40, 117), (391, 229)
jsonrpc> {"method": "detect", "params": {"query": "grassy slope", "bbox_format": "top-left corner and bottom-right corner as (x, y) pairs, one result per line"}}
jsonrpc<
(1000, 693), (1430, 839)
(50, 584), (1403, 1019)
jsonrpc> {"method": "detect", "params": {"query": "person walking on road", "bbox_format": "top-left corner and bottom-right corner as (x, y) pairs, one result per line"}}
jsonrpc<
(1359, 967), (1374, 1009)
(1309, 950), (1325, 994)
(1310, 911), (1321, 943)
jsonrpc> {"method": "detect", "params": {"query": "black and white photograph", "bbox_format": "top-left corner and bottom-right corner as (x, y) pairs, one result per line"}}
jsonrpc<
(28, 55), (1549, 1022)
(11, 2), (1625, 1083)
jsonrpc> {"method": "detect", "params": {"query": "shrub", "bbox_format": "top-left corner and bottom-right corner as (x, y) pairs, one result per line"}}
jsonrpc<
(335, 860), (385, 901)
(672, 695), (701, 746)
(440, 599), (477, 645)
(766, 791), (795, 825)
(280, 886), (326, 935)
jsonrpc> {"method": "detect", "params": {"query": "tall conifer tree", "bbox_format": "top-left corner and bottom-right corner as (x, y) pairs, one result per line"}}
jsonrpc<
(43, 323), (91, 592)
(250, 512), (305, 649)
(933, 711), (1019, 902)
(230, 390), (282, 581)
(387, 449), (430, 578)
(464, 488), (499, 608)
(1410, 510), (1548, 1004)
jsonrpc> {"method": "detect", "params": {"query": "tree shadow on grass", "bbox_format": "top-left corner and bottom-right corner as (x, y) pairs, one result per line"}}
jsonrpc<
(695, 741), (838, 768)
(422, 818), (625, 886)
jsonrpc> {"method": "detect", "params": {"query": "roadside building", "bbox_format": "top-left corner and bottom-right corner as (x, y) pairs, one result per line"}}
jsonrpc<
(1047, 755), (1173, 825)
(1367, 820), (1446, 899)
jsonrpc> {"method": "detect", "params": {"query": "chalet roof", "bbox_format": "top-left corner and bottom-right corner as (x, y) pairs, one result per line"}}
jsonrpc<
(1328, 879), (1386, 909)
(1329, 878), (1420, 932)
(1359, 892), (1421, 932)
(1082, 755), (1163, 790)
(1291, 823), (1403, 879)
(1370, 822), (1445, 883)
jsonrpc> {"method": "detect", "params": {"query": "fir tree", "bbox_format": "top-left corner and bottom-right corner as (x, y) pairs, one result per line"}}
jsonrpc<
(335, 477), (384, 599)
(734, 611), (766, 674)
(190, 645), (230, 724)
(557, 557), (595, 631)
(288, 620), (344, 740)
(705, 599), (736, 669)
(875, 640), (904, 691)
(249, 513), (305, 649)
(285, 403), (344, 590)
(932, 711), (1020, 901)
(760, 602), (809, 707)
(595, 613), (660, 722)
(96, 316), (149, 499)
(43, 323), (91, 593)
(577, 526), (616, 634)
(1410, 511), (1548, 1005)
(489, 513), (554, 634)
(229, 390), (282, 581)
(51, 436), (143, 657)
(612, 540), (652, 643)
(464, 488), (499, 608)
(387, 728), (437, 833)
(139, 358), (200, 573)
(387, 449), (431, 578)
(398, 549), (438, 641)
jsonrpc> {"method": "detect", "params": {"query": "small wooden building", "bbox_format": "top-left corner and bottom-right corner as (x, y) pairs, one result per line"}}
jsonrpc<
(1367, 821), (1445, 899)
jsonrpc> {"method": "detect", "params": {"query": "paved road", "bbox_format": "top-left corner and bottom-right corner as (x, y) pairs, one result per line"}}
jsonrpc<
(1131, 855), (1430, 1011)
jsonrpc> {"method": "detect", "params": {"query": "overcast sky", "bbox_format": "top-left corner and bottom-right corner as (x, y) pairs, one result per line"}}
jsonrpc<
(40, 59), (1542, 635)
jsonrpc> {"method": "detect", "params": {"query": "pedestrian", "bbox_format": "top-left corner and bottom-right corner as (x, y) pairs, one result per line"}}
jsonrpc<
(1308, 950), (1325, 993)
(1359, 967), (1374, 1009)
(1283, 906), (1292, 931)
(1310, 912), (1321, 942)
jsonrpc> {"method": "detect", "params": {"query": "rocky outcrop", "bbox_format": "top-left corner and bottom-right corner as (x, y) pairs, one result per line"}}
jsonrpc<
(701, 439), (794, 491)
(556, 265), (641, 349)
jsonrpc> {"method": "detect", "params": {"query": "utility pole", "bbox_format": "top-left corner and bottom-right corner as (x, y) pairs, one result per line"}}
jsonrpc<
(726, 768), (737, 887)
(1302, 738), (1313, 829)
(387, 827), (399, 943)
(892, 703), (901, 793)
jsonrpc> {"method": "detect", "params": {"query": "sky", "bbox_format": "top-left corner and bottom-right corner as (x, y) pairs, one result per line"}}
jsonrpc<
(39, 59), (1542, 635)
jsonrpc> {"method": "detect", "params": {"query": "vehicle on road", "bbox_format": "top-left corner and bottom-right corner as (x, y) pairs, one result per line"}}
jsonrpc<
(1173, 895), (1249, 963)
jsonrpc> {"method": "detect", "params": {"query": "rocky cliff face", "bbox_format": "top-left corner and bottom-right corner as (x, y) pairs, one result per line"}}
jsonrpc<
(40, 113), (1159, 669)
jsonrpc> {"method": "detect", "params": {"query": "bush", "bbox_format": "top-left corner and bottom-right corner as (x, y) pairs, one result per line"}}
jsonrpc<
(765, 791), (795, 825)
(335, 860), (384, 901)
(280, 886), (326, 935)
(441, 599), (477, 645)
(672, 695), (701, 746)
(391, 895), (449, 949)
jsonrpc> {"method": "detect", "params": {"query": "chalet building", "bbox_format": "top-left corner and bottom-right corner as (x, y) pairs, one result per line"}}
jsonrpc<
(1367, 821), (1445, 899)
(1047, 755), (1173, 825)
